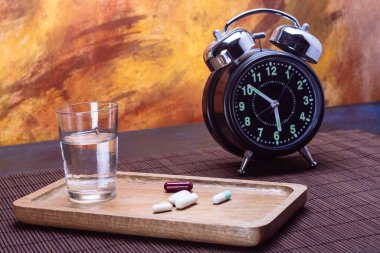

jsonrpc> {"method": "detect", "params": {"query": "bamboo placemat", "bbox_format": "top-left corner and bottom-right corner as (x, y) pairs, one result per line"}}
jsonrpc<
(1, 130), (380, 252)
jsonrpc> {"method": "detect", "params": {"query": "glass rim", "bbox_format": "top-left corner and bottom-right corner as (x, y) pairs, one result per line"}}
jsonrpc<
(56, 101), (118, 115)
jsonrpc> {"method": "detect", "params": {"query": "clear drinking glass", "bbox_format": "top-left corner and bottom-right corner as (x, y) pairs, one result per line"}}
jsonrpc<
(56, 102), (118, 203)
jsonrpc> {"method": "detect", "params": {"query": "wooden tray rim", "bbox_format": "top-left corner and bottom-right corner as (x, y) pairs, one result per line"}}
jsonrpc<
(13, 172), (307, 228)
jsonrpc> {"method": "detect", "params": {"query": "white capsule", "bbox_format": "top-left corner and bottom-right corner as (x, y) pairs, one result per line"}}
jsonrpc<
(152, 202), (173, 213)
(212, 191), (231, 204)
(168, 190), (190, 205)
(175, 193), (198, 209)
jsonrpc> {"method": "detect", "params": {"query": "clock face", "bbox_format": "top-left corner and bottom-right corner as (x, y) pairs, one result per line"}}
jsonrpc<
(230, 56), (322, 150)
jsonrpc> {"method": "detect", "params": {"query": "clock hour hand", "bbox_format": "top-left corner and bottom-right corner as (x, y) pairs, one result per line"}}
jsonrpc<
(247, 84), (274, 104)
(274, 106), (282, 132)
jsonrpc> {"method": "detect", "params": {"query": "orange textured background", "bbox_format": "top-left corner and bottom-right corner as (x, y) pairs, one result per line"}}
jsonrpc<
(0, 0), (379, 146)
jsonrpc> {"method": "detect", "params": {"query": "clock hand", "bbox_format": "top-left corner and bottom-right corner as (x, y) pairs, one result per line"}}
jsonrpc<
(274, 106), (282, 132)
(278, 73), (294, 101)
(247, 84), (275, 104)
(257, 105), (272, 116)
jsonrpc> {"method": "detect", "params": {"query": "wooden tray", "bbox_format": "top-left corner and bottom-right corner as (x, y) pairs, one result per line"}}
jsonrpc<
(13, 172), (307, 247)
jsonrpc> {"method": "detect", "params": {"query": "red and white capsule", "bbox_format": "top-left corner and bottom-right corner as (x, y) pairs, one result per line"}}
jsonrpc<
(164, 181), (193, 192)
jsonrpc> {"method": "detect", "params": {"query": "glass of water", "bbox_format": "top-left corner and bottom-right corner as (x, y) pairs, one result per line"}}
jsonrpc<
(56, 102), (118, 203)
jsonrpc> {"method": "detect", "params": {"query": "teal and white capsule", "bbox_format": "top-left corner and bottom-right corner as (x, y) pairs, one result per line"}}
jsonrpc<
(212, 191), (231, 204)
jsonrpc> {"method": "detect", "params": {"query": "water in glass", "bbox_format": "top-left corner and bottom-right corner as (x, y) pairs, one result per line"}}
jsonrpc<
(60, 129), (117, 203)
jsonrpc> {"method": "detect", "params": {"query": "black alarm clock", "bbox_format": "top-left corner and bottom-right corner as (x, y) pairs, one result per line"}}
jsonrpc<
(202, 8), (324, 175)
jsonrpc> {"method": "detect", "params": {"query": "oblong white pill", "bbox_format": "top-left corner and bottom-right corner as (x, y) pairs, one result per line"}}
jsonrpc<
(175, 193), (198, 209)
(168, 190), (190, 205)
(152, 202), (173, 213)
(212, 191), (231, 204)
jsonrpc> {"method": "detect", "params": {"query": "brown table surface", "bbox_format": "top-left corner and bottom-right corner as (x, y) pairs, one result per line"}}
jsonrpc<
(0, 101), (379, 253)
(0, 101), (379, 176)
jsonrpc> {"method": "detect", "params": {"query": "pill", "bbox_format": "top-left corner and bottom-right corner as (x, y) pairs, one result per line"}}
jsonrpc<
(212, 191), (231, 204)
(152, 202), (173, 213)
(175, 193), (198, 209)
(168, 190), (191, 205)
(164, 181), (193, 192)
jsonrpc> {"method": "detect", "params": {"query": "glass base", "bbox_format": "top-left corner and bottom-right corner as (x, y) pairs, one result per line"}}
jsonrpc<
(68, 190), (116, 204)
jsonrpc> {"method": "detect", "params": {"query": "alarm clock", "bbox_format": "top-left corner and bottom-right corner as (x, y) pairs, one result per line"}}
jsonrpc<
(202, 8), (324, 175)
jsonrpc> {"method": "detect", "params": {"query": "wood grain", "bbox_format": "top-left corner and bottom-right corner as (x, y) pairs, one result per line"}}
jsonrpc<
(13, 172), (307, 246)
(0, 0), (380, 146)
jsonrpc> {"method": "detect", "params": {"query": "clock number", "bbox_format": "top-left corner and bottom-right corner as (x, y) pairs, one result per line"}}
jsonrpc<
(266, 66), (277, 76)
(303, 96), (309, 105)
(300, 112), (306, 121)
(285, 69), (290, 79)
(297, 80), (303, 90)
(245, 117), (251, 126)
(239, 102), (245, 111)
(252, 72), (261, 82)
(290, 124), (296, 134)
(257, 127), (263, 137)
(242, 85), (254, 96)
(274, 131), (280, 141)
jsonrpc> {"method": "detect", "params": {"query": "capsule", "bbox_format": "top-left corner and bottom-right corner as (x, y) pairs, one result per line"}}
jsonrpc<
(152, 202), (173, 213)
(212, 191), (231, 204)
(164, 181), (193, 192)
(175, 193), (198, 209)
(168, 190), (190, 205)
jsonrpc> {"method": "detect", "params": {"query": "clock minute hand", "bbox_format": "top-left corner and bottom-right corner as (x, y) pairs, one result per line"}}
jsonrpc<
(274, 106), (282, 132)
(247, 84), (275, 104)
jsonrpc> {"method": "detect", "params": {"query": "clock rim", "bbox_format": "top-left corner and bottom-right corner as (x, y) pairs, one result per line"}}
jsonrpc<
(224, 51), (325, 156)
(202, 68), (245, 157)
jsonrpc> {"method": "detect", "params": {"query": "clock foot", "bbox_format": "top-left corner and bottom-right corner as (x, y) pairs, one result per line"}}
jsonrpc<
(238, 150), (253, 175)
(299, 146), (317, 168)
